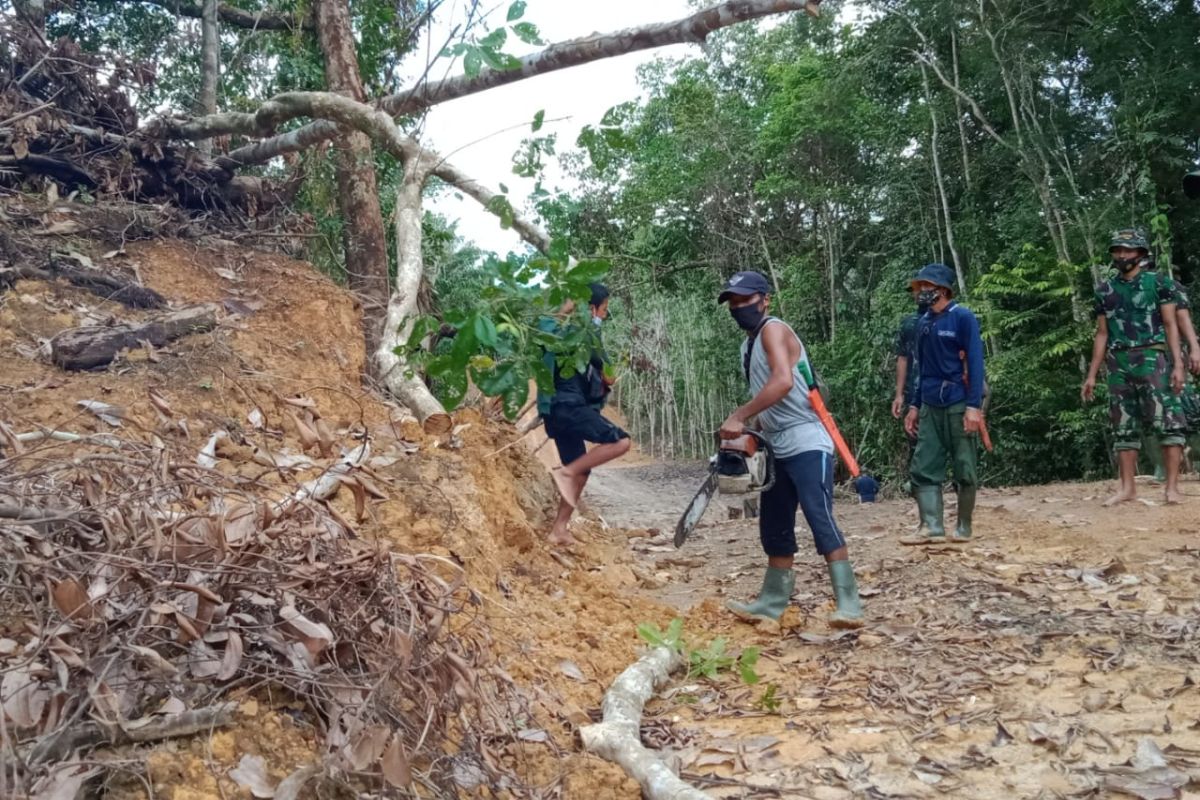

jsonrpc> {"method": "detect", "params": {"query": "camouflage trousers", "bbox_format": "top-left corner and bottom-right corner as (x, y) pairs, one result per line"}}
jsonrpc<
(1105, 348), (1186, 450)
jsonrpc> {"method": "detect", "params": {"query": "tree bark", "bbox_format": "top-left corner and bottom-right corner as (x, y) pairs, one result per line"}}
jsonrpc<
(197, 0), (219, 157)
(920, 63), (965, 295)
(376, 165), (452, 434)
(313, 0), (392, 362)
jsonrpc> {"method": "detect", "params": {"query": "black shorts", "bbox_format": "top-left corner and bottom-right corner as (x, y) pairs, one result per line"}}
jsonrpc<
(545, 402), (629, 466)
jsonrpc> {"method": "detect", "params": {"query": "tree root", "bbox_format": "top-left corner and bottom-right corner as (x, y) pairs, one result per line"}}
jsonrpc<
(580, 646), (707, 800)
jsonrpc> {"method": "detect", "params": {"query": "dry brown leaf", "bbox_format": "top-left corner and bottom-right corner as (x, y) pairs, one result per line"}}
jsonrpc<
(280, 605), (334, 645)
(51, 578), (94, 620)
(2, 665), (48, 728)
(189, 640), (222, 679)
(30, 762), (101, 800)
(274, 766), (320, 800)
(381, 735), (412, 788)
(229, 753), (276, 798)
(88, 680), (121, 723)
(289, 411), (320, 452)
(129, 644), (179, 676)
(558, 660), (585, 681)
(315, 418), (335, 458)
(217, 630), (243, 681)
(148, 388), (173, 417)
(77, 399), (125, 427)
(339, 476), (367, 522)
(348, 725), (391, 770)
(155, 696), (187, 715)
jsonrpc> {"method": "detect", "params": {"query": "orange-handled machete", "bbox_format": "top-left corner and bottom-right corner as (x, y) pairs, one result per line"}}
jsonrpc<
(959, 350), (994, 453)
(796, 363), (860, 477)
(806, 387), (861, 478)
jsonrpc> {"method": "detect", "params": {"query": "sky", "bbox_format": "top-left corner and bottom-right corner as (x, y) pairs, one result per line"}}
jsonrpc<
(399, 0), (699, 255)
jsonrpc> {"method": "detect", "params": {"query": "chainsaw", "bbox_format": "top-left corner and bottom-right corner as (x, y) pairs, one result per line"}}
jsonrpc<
(674, 431), (775, 548)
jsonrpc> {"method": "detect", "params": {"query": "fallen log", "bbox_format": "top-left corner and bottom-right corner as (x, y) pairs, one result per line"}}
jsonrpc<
(51, 304), (218, 370)
(26, 702), (238, 765)
(580, 646), (707, 800)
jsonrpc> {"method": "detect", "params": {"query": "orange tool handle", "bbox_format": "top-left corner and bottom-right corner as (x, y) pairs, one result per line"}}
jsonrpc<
(807, 389), (861, 478)
(979, 417), (994, 453)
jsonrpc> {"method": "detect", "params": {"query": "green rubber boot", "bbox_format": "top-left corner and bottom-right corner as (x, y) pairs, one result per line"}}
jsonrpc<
(727, 566), (795, 622)
(953, 485), (976, 541)
(901, 485), (945, 545)
(827, 560), (865, 629)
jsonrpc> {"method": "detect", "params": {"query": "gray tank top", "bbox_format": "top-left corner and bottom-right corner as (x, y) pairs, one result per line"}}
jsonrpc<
(741, 318), (833, 459)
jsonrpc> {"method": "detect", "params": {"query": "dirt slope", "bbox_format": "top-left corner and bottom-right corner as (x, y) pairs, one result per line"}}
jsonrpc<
(0, 228), (671, 799)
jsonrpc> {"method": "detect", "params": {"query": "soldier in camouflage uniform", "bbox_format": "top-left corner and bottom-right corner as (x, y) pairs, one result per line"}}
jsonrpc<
(1082, 229), (1188, 505)
(1144, 275), (1200, 479)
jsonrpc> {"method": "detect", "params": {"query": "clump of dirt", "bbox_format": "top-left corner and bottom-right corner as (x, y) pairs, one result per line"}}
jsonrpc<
(0, 215), (669, 799)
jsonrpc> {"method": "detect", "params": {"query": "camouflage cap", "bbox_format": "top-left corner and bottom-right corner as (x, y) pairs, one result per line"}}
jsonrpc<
(1109, 228), (1150, 253)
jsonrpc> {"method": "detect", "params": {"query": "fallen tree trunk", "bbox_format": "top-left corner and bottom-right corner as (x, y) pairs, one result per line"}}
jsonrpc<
(2, 256), (167, 309)
(580, 646), (707, 800)
(51, 304), (218, 370)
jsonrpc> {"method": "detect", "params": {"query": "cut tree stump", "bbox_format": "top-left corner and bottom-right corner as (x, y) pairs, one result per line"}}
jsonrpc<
(51, 304), (219, 370)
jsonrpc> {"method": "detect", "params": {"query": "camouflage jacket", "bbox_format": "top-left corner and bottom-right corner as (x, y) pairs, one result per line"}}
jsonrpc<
(1093, 270), (1176, 350)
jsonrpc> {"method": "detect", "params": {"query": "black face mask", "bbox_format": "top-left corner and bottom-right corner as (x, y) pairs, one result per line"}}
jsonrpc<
(730, 303), (766, 331)
(917, 302), (931, 315)
(917, 289), (940, 307)
(1113, 257), (1140, 274)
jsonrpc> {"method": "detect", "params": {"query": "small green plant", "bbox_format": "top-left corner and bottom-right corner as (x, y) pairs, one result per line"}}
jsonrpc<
(637, 618), (760, 685)
(636, 617), (684, 653)
(756, 683), (782, 714)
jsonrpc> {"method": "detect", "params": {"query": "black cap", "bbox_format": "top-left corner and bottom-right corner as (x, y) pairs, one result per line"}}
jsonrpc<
(718, 271), (772, 304)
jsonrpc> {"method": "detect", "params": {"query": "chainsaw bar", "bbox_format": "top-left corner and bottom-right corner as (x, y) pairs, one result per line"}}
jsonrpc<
(674, 469), (718, 548)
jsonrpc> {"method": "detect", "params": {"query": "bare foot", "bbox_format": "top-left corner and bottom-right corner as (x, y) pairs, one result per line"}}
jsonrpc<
(551, 467), (584, 507)
(1166, 489), (1184, 505)
(1103, 489), (1137, 507)
(547, 527), (578, 548)
(804, 0), (821, 17)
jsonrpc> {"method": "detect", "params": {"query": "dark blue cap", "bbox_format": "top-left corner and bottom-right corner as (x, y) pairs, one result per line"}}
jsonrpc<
(911, 263), (956, 294)
(718, 270), (772, 303)
(1186, 170), (1200, 200)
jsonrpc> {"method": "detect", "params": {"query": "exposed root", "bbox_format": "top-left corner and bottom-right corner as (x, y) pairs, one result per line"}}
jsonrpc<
(580, 646), (707, 800)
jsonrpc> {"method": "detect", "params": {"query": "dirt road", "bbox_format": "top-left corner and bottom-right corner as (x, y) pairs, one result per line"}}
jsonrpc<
(582, 462), (1200, 798)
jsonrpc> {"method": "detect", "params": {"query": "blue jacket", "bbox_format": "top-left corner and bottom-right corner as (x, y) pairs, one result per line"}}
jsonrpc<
(911, 302), (985, 409)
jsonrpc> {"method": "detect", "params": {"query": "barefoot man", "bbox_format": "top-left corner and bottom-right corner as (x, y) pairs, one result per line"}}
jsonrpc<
(717, 271), (864, 628)
(543, 283), (631, 546)
(1082, 229), (1187, 505)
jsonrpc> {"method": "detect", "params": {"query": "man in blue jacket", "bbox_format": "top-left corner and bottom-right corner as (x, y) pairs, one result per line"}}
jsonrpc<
(902, 264), (986, 543)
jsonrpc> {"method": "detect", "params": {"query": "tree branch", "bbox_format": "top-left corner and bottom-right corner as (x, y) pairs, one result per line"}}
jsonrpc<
(189, 0), (818, 166)
(120, 0), (311, 30)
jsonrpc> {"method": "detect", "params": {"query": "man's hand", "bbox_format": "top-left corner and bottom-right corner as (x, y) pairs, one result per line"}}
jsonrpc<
(1171, 364), (1186, 394)
(1082, 376), (1096, 402)
(904, 407), (919, 437)
(963, 406), (984, 434)
(1189, 349), (1200, 375)
(719, 412), (746, 440)
(891, 394), (904, 419)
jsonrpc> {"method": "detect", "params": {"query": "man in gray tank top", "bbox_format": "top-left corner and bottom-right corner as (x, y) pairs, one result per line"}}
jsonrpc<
(717, 271), (864, 628)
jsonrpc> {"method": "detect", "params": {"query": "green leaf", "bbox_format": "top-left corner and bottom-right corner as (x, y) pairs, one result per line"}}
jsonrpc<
(463, 46), (482, 77)
(512, 21), (543, 45)
(499, 182), (509, 194)
(479, 28), (506, 50)
(636, 623), (665, 647)
(532, 109), (545, 132)
(473, 314), (499, 347)
(479, 47), (522, 71)
(506, 0), (525, 21)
